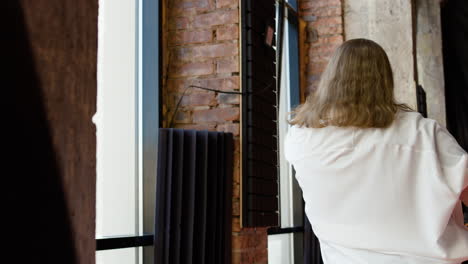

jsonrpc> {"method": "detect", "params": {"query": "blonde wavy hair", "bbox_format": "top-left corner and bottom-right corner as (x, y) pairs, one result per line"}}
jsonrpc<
(289, 38), (414, 128)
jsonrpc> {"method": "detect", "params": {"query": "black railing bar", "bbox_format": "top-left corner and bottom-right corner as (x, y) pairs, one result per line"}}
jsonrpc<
(96, 234), (154, 251)
(267, 226), (304, 235)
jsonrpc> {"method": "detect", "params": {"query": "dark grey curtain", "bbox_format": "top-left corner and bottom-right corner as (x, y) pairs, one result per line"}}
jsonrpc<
(155, 129), (233, 264)
(303, 210), (324, 264)
(441, 0), (468, 232)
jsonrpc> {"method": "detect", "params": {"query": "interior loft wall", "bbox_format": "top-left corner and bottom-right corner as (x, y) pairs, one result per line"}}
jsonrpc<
(415, 0), (446, 125)
(343, 0), (417, 110)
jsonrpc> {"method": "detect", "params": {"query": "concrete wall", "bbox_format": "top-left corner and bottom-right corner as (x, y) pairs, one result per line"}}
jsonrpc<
(344, 0), (418, 110)
(415, 0), (446, 125)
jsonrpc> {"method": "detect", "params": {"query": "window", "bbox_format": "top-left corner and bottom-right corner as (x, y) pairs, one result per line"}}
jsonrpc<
(267, 1), (305, 264)
(241, 0), (305, 262)
(95, 0), (160, 263)
(241, 0), (280, 227)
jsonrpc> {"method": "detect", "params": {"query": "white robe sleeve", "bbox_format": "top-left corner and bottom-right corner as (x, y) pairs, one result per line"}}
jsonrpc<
(433, 122), (468, 197)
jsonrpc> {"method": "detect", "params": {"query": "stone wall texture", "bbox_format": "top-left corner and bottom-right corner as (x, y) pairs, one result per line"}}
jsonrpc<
(416, 0), (446, 125)
(344, 0), (418, 109)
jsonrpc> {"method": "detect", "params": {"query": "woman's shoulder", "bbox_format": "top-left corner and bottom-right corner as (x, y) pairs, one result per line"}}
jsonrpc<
(395, 110), (466, 156)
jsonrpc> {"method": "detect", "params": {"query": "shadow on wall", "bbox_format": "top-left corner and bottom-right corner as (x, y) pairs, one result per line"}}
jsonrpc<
(6, 1), (77, 263)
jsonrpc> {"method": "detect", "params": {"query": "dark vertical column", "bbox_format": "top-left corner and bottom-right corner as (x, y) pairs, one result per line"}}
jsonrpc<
(241, 0), (279, 228)
(194, 131), (208, 264)
(181, 130), (197, 264)
(441, 0), (468, 241)
(7, 1), (97, 263)
(441, 0), (468, 151)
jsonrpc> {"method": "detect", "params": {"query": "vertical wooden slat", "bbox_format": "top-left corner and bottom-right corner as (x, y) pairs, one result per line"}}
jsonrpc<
(155, 129), (233, 264)
(155, 129), (169, 263)
(163, 129), (175, 264)
(205, 132), (219, 264)
(169, 129), (184, 263)
(223, 133), (234, 264)
(181, 130), (197, 264)
(194, 131), (208, 264)
(215, 133), (226, 263)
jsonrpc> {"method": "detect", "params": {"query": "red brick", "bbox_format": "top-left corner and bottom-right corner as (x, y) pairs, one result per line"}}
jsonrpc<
(308, 50), (334, 63)
(217, 123), (240, 136)
(174, 43), (238, 61)
(216, 0), (238, 9)
(310, 16), (342, 28)
(310, 35), (343, 47)
(193, 107), (240, 122)
(195, 76), (239, 91)
(174, 123), (216, 130)
(232, 199), (240, 216)
(216, 57), (239, 73)
(169, 30), (213, 45)
(308, 60), (328, 75)
(195, 0), (216, 12)
(170, 7), (197, 17)
(233, 150), (240, 164)
(300, 0), (341, 11)
(319, 6), (342, 17)
(232, 217), (241, 232)
(178, 92), (216, 106)
(216, 25), (239, 41)
(217, 93), (240, 104)
(309, 44), (337, 56)
(193, 10), (238, 28)
(232, 234), (247, 249)
(168, 76), (240, 92)
(301, 5), (342, 18)
(172, 0), (214, 10)
(254, 248), (268, 263)
(168, 17), (190, 30)
(233, 163), (240, 184)
(173, 110), (191, 123)
(233, 137), (240, 152)
(170, 61), (214, 77)
(315, 24), (343, 36)
(232, 251), (241, 264)
(172, 0), (198, 9)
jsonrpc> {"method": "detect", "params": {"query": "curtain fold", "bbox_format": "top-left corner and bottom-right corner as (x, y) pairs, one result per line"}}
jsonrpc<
(155, 128), (233, 264)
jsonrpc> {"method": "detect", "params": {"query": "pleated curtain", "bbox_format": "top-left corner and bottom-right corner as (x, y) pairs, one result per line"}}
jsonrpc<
(155, 129), (233, 264)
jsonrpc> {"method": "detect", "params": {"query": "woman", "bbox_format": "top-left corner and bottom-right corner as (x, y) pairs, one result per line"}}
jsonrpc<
(284, 38), (468, 264)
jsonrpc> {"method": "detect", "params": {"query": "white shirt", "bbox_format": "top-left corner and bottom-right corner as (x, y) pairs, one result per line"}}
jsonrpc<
(284, 110), (468, 264)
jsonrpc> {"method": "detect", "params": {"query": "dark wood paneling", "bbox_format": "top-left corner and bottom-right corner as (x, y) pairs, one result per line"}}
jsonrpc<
(9, 1), (97, 263)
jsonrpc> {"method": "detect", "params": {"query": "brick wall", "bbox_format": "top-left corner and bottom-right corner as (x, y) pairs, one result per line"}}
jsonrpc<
(299, 0), (344, 95)
(162, 0), (268, 263)
(162, 0), (344, 263)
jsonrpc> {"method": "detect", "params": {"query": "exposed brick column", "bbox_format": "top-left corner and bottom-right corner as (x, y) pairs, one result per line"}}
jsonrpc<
(162, 0), (268, 263)
(299, 0), (344, 95)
